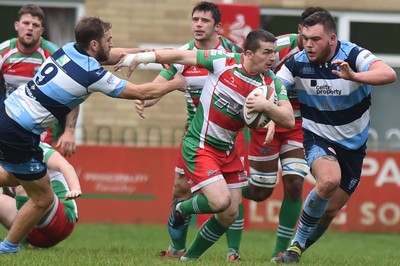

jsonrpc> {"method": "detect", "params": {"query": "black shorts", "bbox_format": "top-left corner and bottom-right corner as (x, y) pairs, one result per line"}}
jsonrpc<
(0, 102), (46, 180)
(303, 130), (366, 195)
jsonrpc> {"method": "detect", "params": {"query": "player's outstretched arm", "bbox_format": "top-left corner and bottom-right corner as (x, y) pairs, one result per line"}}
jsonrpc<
(103, 47), (152, 65)
(118, 73), (187, 100)
(114, 50), (197, 78)
(331, 59), (396, 85)
(46, 150), (82, 200)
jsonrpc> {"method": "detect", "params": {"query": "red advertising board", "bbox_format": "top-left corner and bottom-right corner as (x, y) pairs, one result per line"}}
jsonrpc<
(69, 147), (400, 233)
(68, 146), (176, 224)
(217, 3), (260, 49)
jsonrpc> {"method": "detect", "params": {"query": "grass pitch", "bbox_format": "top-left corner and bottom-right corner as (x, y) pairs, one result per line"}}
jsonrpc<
(0, 223), (399, 265)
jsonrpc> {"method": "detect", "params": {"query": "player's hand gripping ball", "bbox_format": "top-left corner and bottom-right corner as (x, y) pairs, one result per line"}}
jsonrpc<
(243, 85), (278, 129)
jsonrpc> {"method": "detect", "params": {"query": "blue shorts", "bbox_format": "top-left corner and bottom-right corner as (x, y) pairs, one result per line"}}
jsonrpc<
(0, 102), (46, 180)
(303, 130), (366, 195)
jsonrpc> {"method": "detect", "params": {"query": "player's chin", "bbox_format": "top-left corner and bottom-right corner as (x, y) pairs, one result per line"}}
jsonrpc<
(264, 65), (272, 71)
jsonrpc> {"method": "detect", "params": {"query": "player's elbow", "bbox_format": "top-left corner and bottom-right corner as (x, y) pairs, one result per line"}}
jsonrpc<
(387, 69), (397, 83)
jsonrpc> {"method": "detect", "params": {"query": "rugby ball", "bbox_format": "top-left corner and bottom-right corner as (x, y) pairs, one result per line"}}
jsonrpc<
(243, 85), (278, 129)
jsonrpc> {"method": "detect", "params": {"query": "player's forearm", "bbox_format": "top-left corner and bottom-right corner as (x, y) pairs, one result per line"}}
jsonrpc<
(123, 50), (197, 67)
(61, 164), (81, 192)
(265, 102), (295, 129)
(354, 61), (396, 85)
(104, 47), (149, 65)
(121, 79), (181, 100)
(64, 106), (79, 133)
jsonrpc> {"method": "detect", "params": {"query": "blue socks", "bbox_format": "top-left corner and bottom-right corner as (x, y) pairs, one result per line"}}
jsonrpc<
(0, 238), (19, 254)
(293, 188), (330, 247)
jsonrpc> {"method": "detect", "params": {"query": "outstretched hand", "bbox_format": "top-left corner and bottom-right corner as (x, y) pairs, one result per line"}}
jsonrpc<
(331, 59), (355, 80)
(65, 189), (82, 200)
(114, 54), (140, 78)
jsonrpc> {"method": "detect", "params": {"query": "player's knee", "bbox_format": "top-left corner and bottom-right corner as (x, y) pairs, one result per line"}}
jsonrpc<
(248, 167), (277, 201)
(282, 176), (304, 200)
(247, 184), (272, 202)
(172, 174), (191, 199)
(208, 195), (231, 213)
(317, 178), (340, 195)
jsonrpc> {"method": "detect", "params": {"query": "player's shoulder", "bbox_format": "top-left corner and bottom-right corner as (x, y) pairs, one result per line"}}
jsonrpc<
(0, 38), (16, 53)
(40, 38), (59, 53)
(178, 40), (195, 51)
(338, 40), (359, 53)
(219, 36), (243, 53)
(276, 33), (299, 47)
(62, 42), (102, 71)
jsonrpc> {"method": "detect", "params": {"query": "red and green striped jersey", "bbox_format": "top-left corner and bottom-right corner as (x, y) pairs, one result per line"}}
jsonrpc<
(184, 50), (289, 152)
(273, 33), (302, 129)
(159, 36), (242, 127)
(0, 37), (58, 97)
(273, 33), (301, 73)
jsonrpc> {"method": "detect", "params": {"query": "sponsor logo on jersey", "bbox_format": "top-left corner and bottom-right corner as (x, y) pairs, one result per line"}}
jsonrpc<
(233, 70), (261, 87)
(221, 75), (237, 88)
(25, 85), (36, 100)
(302, 66), (315, 75)
(315, 84), (341, 95)
(185, 66), (202, 74)
(56, 55), (70, 66)
(107, 74), (115, 84)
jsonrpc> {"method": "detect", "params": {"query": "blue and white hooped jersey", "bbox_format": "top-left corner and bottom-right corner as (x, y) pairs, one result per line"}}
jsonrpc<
(277, 40), (379, 150)
(5, 42), (126, 135)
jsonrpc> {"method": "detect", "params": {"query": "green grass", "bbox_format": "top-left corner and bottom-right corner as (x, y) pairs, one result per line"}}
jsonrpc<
(0, 224), (399, 265)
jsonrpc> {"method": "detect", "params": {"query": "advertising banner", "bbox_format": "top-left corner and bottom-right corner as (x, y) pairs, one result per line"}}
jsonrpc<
(68, 146), (176, 224)
(69, 147), (400, 233)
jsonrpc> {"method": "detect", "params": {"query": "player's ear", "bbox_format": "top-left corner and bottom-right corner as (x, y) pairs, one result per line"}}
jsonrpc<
(297, 24), (302, 34)
(215, 22), (221, 34)
(89, 39), (99, 52)
(329, 33), (337, 47)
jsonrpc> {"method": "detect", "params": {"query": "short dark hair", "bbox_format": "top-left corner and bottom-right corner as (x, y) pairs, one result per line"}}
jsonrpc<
(74, 17), (112, 50)
(244, 29), (277, 53)
(301, 7), (328, 22)
(192, 1), (221, 25)
(17, 4), (45, 24)
(301, 11), (336, 34)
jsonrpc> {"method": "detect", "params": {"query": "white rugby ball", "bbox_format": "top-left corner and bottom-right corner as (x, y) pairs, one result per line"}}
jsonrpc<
(243, 85), (278, 129)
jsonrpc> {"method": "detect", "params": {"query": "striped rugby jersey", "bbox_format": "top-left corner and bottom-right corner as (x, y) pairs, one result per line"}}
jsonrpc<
(159, 36), (242, 127)
(277, 40), (379, 150)
(5, 42), (126, 135)
(273, 33), (302, 132)
(0, 37), (58, 97)
(184, 50), (289, 153)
